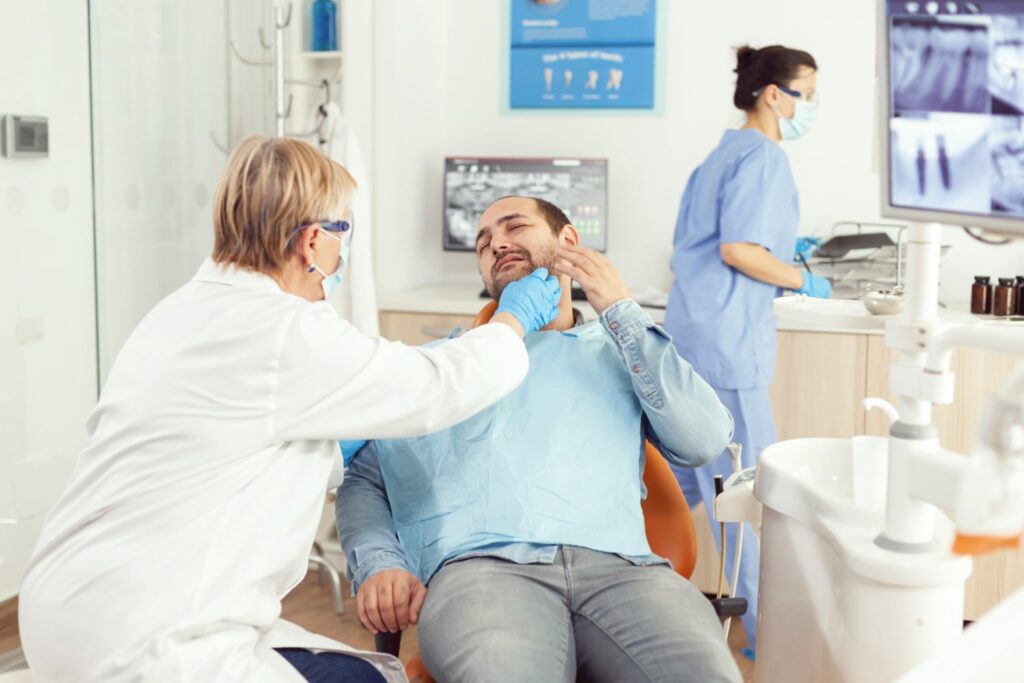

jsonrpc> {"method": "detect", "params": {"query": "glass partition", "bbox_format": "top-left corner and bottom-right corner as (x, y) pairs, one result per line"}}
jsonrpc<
(89, 0), (230, 379)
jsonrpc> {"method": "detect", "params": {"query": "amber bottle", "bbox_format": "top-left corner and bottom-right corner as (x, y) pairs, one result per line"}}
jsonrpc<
(971, 276), (992, 314)
(994, 278), (1017, 317)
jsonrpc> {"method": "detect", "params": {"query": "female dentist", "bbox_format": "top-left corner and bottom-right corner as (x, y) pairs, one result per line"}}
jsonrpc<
(663, 45), (832, 658)
(19, 135), (561, 683)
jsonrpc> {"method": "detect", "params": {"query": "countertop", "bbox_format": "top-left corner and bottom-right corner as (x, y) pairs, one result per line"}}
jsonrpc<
(377, 283), (1007, 335)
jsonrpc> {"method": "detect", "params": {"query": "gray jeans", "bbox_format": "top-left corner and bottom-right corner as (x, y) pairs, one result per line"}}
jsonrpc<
(417, 546), (741, 683)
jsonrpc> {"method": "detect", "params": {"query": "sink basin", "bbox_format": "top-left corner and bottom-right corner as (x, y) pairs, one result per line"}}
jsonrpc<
(753, 437), (972, 683)
(754, 438), (883, 528)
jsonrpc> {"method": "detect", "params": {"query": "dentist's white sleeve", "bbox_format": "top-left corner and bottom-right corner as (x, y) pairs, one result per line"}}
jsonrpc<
(271, 303), (527, 441)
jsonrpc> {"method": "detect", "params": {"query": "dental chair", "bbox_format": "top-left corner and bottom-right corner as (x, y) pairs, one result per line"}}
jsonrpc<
(374, 301), (745, 681)
(310, 466), (346, 616)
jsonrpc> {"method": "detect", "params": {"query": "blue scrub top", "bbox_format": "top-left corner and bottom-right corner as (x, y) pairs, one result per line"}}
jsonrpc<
(664, 129), (799, 390)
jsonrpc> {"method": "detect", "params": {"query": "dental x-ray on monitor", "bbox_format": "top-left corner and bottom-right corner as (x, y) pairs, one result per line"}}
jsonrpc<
(879, 0), (1024, 236)
(443, 157), (608, 251)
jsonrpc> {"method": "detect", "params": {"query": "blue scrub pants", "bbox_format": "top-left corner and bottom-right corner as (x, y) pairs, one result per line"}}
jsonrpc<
(671, 385), (776, 652)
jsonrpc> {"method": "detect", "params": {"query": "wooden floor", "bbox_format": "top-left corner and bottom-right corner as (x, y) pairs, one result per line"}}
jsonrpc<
(0, 599), (19, 655)
(0, 573), (754, 681)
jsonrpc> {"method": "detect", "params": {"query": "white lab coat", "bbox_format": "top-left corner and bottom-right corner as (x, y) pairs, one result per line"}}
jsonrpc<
(18, 258), (528, 682)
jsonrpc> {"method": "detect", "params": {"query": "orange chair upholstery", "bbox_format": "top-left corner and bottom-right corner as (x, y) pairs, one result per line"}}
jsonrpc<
(470, 299), (500, 328)
(379, 302), (701, 681)
(641, 442), (698, 580)
(403, 657), (432, 683)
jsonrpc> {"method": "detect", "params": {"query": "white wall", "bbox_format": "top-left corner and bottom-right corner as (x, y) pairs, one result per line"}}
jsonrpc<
(0, 0), (97, 601)
(368, 0), (1024, 304)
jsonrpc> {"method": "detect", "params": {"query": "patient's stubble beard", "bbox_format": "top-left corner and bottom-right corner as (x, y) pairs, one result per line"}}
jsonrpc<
(485, 242), (559, 300)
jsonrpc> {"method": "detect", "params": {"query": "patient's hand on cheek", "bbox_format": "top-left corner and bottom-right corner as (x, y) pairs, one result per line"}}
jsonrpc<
(555, 246), (631, 315)
(357, 569), (427, 634)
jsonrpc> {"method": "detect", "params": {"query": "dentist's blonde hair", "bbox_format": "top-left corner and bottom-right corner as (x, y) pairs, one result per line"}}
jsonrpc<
(212, 134), (356, 273)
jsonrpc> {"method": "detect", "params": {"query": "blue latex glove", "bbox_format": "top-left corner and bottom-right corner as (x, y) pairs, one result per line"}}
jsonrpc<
(795, 236), (822, 261)
(795, 271), (832, 299)
(339, 440), (367, 467)
(495, 267), (562, 334)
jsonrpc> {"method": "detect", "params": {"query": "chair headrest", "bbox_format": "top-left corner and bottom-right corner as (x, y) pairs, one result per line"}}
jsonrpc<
(472, 300), (500, 329)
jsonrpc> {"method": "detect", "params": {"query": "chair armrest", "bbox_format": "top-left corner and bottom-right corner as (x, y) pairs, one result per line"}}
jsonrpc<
(375, 631), (403, 658)
(709, 596), (748, 619)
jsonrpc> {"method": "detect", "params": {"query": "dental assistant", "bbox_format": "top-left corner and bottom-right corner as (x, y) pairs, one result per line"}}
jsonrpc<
(663, 45), (832, 656)
(18, 135), (561, 683)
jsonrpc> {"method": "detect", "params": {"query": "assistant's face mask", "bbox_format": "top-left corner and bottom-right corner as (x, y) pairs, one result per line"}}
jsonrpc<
(774, 93), (818, 141)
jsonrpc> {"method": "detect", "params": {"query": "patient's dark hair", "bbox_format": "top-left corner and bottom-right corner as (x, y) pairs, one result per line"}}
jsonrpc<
(733, 44), (817, 112)
(497, 195), (572, 235)
(530, 197), (571, 235)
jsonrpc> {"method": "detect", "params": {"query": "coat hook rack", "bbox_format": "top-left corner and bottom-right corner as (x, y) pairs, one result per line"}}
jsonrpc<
(220, 2), (339, 146)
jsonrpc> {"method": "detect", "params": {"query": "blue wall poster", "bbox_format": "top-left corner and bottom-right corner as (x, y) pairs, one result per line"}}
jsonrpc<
(509, 0), (657, 109)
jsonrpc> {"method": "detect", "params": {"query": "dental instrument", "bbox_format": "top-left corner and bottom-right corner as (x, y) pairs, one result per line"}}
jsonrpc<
(722, 443), (745, 640)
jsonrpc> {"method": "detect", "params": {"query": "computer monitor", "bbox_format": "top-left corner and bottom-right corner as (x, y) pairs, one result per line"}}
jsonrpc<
(879, 0), (1024, 237)
(443, 157), (608, 251)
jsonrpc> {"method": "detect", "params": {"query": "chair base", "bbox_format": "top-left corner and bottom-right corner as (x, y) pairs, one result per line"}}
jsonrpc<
(309, 542), (345, 615)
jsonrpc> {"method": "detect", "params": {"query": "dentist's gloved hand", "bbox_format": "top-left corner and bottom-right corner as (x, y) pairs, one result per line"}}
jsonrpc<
(795, 236), (822, 261)
(795, 271), (833, 299)
(495, 267), (562, 334)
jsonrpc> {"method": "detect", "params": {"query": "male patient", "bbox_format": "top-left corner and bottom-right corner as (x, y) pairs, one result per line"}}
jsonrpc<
(337, 196), (741, 682)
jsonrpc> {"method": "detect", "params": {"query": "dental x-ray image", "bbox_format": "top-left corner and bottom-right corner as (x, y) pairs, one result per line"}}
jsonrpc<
(991, 115), (1024, 215)
(443, 158), (608, 251)
(445, 169), (572, 249)
(891, 18), (990, 114)
(890, 113), (992, 213)
(991, 16), (1024, 115)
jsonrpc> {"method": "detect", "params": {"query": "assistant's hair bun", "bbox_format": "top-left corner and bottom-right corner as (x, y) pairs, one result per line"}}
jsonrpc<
(734, 45), (758, 74)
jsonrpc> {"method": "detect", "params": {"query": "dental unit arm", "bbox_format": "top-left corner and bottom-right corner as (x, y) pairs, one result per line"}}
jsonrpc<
(892, 364), (1024, 683)
(948, 363), (1024, 552)
(740, 223), (1020, 682)
(892, 352), (1024, 552)
(877, 223), (1024, 556)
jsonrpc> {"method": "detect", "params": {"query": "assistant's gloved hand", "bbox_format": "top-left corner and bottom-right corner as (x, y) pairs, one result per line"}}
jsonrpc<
(795, 236), (822, 261)
(495, 267), (562, 334)
(795, 271), (833, 299)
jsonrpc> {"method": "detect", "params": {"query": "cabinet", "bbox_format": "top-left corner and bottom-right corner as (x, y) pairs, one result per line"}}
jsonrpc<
(768, 331), (871, 440)
(378, 311), (477, 345)
(770, 330), (1023, 454)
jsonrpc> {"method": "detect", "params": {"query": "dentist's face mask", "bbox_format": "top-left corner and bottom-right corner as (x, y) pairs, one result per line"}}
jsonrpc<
(759, 84), (818, 141)
(295, 217), (354, 299)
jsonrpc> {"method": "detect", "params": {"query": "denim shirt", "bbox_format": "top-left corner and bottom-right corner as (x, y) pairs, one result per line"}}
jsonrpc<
(337, 299), (734, 592)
